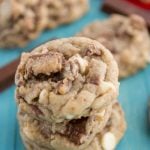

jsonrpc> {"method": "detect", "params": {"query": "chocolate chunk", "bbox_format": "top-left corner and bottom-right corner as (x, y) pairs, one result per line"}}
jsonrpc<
(34, 73), (51, 81)
(30, 104), (43, 116)
(26, 52), (64, 77)
(0, 58), (20, 92)
(51, 72), (64, 82)
(88, 74), (100, 85)
(65, 117), (88, 145)
(40, 125), (52, 139)
(33, 72), (63, 82)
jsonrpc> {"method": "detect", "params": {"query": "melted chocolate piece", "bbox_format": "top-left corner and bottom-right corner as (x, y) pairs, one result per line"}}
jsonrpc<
(33, 72), (64, 82)
(88, 74), (100, 85)
(65, 117), (88, 145)
(32, 97), (39, 102)
(30, 104), (43, 116)
(51, 72), (64, 82)
(34, 73), (51, 81)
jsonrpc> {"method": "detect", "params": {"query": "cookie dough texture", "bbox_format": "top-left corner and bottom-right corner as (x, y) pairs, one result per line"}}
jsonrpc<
(0, 0), (88, 48)
(15, 37), (119, 123)
(19, 102), (126, 150)
(78, 14), (150, 78)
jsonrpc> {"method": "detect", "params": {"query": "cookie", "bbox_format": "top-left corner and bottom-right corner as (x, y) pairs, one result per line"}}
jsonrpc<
(19, 102), (126, 150)
(15, 37), (119, 149)
(0, 0), (45, 47)
(78, 14), (150, 78)
(0, 0), (88, 48)
(43, 0), (89, 29)
(15, 37), (119, 123)
(18, 104), (112, 150)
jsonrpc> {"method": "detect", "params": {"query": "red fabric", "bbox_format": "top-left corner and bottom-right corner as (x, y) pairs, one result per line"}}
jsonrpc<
(126, 0), (150, 9)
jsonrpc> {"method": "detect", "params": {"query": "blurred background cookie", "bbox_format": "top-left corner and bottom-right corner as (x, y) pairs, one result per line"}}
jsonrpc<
(0, 0), (88, 48)
(0, 0), (46, 47)
(78, 14), (150, 79)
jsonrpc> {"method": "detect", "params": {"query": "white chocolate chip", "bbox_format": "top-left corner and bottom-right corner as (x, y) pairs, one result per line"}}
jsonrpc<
(42, 47), (49, 53)
(76, 55), (88, 74)
(101, 132), (116, 150)
(66, 114), (74, 120)
(70, 54), (88, 74)
(98, 110), (105, 117)
(98, 82), (115, 95)
(39, 89), (49, 105)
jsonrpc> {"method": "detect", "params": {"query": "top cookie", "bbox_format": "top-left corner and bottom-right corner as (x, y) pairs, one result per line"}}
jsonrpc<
(15, 37), (119, 123)
(78, 14), (150, 78)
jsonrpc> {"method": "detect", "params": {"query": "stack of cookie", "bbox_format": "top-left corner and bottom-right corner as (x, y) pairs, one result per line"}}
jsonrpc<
(15, 37), (126, 150)
(0, 0), (88, 48)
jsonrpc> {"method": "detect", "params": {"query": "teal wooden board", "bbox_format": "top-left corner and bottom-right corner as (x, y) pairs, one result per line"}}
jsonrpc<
(0, 0), (150, 149)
